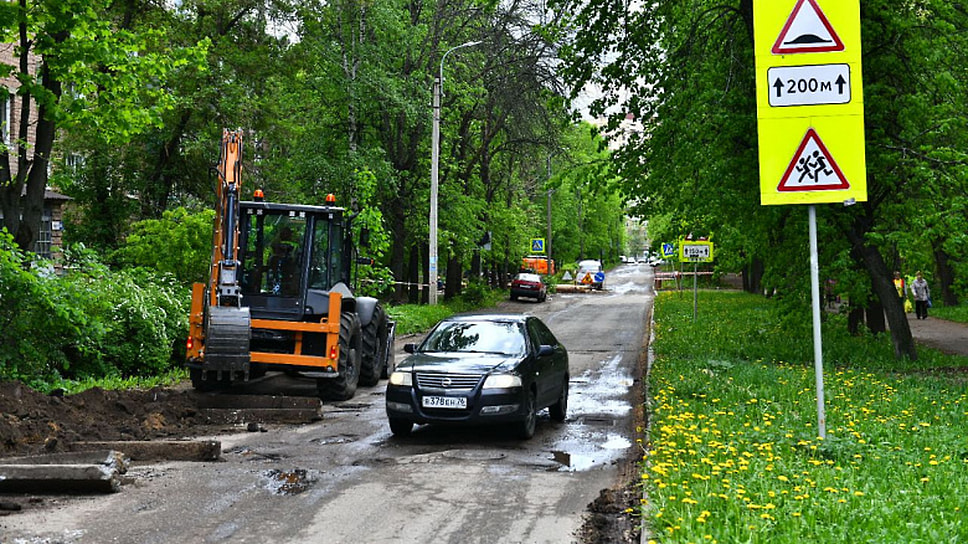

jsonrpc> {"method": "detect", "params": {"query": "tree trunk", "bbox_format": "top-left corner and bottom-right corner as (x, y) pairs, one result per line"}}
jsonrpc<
(142, 109), (192, 218)
(865, 299), (886, 335)
(407, 243), (419, 304)
(845, 222), (916, 359)
(932, 241), (958, 307)
(13, 60), (61, 253)
(445, 254), (461, 301)
(389, 203), (408, 303)
(470, 249), (481, 280)
(742, 257), (763, 294)
(847, 306), (864, 335)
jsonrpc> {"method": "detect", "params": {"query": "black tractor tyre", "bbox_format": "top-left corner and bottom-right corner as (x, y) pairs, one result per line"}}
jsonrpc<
(359, 303), (389, 387)
(317, 312), (363, 401)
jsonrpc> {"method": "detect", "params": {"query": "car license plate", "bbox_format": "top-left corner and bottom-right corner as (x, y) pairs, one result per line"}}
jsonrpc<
(422, 395), (467, 409)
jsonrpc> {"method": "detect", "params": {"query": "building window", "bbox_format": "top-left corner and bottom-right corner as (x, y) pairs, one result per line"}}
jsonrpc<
(66, 153), (85, 173)
(1, 91), (11, 147)
(32, 208), (52, 259)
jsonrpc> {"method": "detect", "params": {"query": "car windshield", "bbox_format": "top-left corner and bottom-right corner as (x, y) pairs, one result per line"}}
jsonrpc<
(515, 274), (541, 283)
(420, 321), (527, 355)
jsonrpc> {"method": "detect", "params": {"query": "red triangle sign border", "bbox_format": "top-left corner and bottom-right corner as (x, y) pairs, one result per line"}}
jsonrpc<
(772, 0), (845, 55)
(777, 128), (850, 192)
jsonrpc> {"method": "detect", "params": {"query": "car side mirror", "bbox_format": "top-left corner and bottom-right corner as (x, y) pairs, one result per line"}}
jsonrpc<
(538, 345), (555, 357)
(404, 343), (417, 354)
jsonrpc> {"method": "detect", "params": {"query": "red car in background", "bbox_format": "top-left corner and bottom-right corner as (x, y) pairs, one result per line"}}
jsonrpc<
(510, 273), (547, 302)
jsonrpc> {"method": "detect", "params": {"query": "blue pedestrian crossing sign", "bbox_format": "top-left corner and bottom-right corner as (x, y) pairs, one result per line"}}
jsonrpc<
(661, 243), (676, 258)
(531, 238), (545, 254)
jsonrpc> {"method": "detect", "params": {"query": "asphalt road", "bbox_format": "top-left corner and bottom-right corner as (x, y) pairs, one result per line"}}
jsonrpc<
(2, 263), (655, 544)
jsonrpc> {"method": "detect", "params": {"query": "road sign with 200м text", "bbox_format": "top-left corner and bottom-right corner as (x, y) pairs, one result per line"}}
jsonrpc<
(768, 64), (849, 107)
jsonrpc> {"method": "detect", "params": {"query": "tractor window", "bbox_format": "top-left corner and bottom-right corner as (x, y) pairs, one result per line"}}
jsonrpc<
(309, 217), (342, 290)
(309, 220), (330, 289)
(241, 213), (306, 296)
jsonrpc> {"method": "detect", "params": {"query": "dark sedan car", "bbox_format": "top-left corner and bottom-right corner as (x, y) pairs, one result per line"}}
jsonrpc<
(510, 272), (547, 302)
(386, 314), (569, 439)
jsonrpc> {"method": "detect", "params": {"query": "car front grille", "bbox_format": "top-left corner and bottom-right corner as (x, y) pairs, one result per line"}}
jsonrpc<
(416, 373), (483, 390)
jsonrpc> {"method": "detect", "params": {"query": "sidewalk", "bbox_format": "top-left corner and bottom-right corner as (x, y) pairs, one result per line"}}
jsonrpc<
(907, 315), (968, 357)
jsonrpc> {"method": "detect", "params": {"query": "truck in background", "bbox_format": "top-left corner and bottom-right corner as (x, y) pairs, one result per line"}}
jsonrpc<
(521, 255), (555, 275)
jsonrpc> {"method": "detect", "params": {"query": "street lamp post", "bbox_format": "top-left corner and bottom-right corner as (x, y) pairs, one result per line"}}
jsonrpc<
(430, 40), (480, 305)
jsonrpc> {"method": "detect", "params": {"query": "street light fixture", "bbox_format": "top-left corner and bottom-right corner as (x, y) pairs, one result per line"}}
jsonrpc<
(429, 40), (481, 305)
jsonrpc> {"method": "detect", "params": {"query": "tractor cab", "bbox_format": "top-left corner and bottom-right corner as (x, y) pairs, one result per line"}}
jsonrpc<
(237, 199), (350, 322)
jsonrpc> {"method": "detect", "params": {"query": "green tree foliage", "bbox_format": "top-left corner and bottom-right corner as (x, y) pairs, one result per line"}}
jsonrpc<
(555, 0), (968, 359)
(111, 207), (216, 286)
(0, 0), (206, 252)
(0, 233), (187, 387)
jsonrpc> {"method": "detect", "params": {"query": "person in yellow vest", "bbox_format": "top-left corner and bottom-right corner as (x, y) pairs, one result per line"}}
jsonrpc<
(893, 271), (906, 306)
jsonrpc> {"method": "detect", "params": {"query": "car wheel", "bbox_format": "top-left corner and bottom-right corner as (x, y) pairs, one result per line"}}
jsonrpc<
(510, 293), (518, 301)
(514, 390), (537, 440)
(549, 377), (569, 422)
(389, 418), (413, 436)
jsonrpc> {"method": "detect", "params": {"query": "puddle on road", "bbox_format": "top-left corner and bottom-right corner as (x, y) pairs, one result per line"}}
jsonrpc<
(310, 434), (358, 445)
(550, 353), (637, 472)
(567, 354), (634, 418)
(263, 468), (318, 495)
(550, 433), (633, 472)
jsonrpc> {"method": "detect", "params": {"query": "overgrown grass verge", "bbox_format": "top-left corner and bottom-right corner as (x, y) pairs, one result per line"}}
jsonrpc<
(930, 303), (968, 324)
(46, 369), (190, 395)
(387, 284), (506, 335)
(643, 290), (968, 543)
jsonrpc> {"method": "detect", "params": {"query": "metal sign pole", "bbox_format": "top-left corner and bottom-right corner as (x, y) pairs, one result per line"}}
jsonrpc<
(809, 205), (827, 439)
(693, 261), (698, 321)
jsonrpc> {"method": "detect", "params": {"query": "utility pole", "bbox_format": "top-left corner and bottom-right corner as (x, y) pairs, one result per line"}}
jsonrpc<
(429, 40), (480, 305)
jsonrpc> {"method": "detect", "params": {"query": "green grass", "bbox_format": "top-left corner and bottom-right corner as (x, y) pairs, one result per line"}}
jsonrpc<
(642, 291), (968, 543)
(384, 286), (506, 335)
(930, 303), (968, 324)
(38, 368), (190, 395)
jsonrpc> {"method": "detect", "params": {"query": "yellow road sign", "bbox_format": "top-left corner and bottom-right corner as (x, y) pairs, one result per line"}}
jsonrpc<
(754, 0), (866, 206)
(679, 241), (714, 263)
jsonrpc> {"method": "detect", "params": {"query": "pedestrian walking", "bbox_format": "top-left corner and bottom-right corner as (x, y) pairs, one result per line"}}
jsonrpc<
(910, 271), (931, 320)
(893, 271), (906, 306)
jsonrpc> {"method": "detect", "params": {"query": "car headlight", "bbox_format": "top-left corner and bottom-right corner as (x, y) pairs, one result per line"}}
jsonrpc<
(483, 373), (522, 389)
(389, 371), (413, 386)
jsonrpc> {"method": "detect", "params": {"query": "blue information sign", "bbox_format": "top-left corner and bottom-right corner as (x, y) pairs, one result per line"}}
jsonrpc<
(531, 238), (545, 253)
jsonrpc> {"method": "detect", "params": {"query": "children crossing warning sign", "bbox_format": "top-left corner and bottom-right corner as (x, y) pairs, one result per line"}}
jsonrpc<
(777, 128), (848, 192)
(772, 0), (844, 54)
(754, 0), (865, 206)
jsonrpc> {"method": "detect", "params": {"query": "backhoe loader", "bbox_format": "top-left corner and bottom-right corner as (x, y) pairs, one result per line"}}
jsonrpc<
(186, 129), (393, 400)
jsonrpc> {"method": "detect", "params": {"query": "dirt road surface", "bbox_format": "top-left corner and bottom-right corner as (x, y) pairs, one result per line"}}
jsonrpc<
(907, 314), (968, 357)
(0, 264), (656, 544)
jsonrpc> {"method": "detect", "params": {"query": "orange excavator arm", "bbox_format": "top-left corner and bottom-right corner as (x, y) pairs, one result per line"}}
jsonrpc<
(209, 129), (244, 307)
